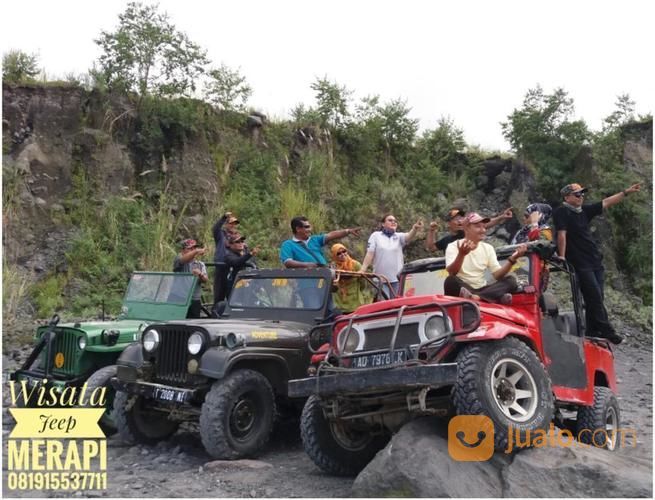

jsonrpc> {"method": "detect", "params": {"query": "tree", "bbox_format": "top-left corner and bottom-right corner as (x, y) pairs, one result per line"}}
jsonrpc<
(3, 49), (40, 83)
(311, 77), (352, 128)
(417, 117), (467, 171)
(203, 64), (252, 111)
(603, 94), (635, 131)
(501, 86), (590, 198)
(95, 2), (208, 100)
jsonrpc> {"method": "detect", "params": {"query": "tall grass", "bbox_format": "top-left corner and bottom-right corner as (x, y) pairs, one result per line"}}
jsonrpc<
(3, 261), (31, 320)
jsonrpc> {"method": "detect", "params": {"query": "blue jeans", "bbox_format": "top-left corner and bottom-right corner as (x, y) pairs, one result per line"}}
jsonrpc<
(381, 281), (400, 299)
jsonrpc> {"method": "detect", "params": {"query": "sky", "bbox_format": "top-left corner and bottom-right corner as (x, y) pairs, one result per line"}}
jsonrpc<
(2, 0), (653, 151)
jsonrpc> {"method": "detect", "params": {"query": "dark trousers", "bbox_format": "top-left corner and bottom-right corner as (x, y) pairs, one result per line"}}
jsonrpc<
(187, 300), (202, 319)
(213, 263), (228, 304)
(444, 275), (518, 303)
(576, 268), (615, 337)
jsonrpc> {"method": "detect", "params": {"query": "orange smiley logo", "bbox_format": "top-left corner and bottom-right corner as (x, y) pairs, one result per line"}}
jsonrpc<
(448, 415), (495, 461)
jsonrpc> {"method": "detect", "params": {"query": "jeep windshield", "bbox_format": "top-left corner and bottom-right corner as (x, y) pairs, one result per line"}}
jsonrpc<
(229, 276), (328, 310)
(121, 272), (196, 321)
(401, 250), (531, 297)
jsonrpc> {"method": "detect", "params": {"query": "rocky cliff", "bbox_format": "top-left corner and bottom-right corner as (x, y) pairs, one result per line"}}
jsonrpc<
(2, 83), (652, 322)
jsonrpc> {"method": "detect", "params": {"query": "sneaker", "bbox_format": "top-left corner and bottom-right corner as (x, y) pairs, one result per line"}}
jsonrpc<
(499, 293), (513, 305)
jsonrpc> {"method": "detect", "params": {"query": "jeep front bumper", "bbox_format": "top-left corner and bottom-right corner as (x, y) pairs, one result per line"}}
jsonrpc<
(287, 362), (458, 398)
(111, 377), (200, 405)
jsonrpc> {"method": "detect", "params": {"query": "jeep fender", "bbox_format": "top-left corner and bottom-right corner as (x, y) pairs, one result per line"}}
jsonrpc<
(198, 349), (291, 392)
(116, 342), (144, 368)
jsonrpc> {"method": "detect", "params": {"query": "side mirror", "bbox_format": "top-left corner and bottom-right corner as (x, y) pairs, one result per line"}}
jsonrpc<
(212, 301), (227, 318)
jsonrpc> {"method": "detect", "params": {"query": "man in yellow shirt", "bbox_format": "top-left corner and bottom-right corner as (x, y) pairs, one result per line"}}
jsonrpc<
(444, 213), (527, 304)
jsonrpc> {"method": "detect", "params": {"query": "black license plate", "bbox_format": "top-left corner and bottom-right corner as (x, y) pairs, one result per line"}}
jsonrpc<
(350, 349), (408, 369)
(152, 386), (189, 404)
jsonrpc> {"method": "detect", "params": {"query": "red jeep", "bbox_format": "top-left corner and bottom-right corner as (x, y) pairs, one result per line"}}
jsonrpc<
(288, 241), (620, 476)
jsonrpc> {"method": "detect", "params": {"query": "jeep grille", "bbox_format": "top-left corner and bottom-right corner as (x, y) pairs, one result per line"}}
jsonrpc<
(154, 326), (193, 384)
(362, 323), (420, 350)
(41, 329), (79, 375)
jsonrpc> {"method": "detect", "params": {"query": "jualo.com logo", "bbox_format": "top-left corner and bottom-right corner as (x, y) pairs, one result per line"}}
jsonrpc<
(448, 415), (636, 461)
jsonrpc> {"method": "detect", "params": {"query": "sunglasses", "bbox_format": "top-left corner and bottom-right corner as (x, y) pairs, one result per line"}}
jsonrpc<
(337, 250), (348, 256)
(301, 224), (312, 229)
(573, 192), (585, 198)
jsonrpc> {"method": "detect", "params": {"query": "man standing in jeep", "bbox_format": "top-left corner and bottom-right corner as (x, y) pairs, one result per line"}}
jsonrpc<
(553, 182), (641, 344)
(173, 238), (208, 318)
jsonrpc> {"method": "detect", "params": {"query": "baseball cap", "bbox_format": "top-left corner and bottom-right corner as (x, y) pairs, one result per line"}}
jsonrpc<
(445, 208), (466, 221)
(227, 216), (240, 224)
(228, 234), (246, 244)
(560, 183), (588, 197)
(464, 212), (491, 225)
(181, 238), (199, 250)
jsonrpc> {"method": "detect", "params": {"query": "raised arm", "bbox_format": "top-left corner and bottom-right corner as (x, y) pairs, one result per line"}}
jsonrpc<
(324, 227), (361, 243)
(405, 219), (424, 244)
(602, 183), (641, 209)
(425, 221), (438, 252)
(486, 208), (513, 228)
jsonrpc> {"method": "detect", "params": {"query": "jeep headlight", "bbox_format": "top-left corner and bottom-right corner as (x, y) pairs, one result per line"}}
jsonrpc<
(188, 332), (204, 355)
(143, 329), (160, 352)
(78, 336), (87, 350)
(425, 315), (448, 340)
(339, 328), (360, 354)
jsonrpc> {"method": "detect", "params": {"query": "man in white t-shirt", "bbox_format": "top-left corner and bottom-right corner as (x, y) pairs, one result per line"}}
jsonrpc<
(444, 212), (526, 304)
(361, 214), (423, 296)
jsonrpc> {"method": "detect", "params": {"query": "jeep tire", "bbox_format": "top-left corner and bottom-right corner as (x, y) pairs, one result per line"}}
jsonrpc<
(300, 395), (388, 477)
(82, 365), (118, 436)
(113, 391), (179, 445)
(199, 369), (275, 459)
(453, 337), (554, 451)
(576, 386), (620, 451)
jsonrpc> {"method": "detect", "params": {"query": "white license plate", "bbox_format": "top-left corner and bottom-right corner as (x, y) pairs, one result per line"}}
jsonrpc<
(153, 387), (188, 403)
(351, 350), (408, 369)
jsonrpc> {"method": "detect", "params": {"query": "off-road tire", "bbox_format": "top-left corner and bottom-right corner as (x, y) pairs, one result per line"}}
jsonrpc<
(81, 365), (117, 436)
(199, 369), (275, 459)
(113, 391), (179, 445)
(300, 395), (388, 477)
(576, 386), (620, 451)
(453, 337), (554, 451)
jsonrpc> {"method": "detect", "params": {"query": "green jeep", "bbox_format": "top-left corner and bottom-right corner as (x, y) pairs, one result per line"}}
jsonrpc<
(10, 271), (200, 434)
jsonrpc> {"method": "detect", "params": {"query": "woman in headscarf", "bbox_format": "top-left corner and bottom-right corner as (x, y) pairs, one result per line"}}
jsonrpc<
(330, 244), (372, 313)
(511, 203), (553, 244)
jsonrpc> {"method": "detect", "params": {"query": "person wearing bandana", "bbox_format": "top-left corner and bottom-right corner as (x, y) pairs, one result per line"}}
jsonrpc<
(553, 182), (641, 344)
(361, 214), (423, 297)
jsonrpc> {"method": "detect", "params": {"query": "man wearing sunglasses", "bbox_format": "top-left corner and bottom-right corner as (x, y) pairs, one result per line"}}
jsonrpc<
(280, 216), (361, 269)
(553, 182), (641, 344)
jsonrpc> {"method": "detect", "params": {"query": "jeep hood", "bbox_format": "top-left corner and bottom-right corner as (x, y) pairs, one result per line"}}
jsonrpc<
(165, 318), (314, 348)
(37, 319), (148, 351)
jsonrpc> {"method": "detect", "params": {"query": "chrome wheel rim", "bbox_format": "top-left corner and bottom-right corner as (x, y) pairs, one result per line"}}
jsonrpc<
(491, 357), (539, 423)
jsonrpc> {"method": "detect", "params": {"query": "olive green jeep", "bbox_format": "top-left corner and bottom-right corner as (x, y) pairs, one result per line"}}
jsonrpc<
(111, 267), (391, 459)
(10, 271), (200, 434)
